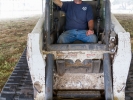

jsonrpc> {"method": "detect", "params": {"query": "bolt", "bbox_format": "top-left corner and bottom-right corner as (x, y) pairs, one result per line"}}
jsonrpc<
(34, 81), (42, 93)
(111, 49), (115, 52)
(111, 38), (115, 42)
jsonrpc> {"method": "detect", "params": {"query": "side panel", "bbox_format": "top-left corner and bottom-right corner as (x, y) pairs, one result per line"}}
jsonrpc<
(113, 32), (131, 100)
(27, 11), (46, 99)
(111, 14), (126, 33)
(112, 14), (131, 100)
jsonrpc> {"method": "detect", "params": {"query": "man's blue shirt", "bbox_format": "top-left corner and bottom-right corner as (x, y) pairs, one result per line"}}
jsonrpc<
(61, 2), (93, 30)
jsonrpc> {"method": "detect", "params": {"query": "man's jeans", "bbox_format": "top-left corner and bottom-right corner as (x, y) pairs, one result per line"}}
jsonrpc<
(57, 29), (97, 43)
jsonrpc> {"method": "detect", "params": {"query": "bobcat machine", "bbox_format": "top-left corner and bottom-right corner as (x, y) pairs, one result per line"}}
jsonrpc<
(0, 0), (132, 100)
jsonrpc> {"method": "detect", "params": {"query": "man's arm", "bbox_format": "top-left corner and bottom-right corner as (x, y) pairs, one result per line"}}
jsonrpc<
(88, 20), (94, 31)
(86, 20), (94, 36)
(53, 0), (63, 8)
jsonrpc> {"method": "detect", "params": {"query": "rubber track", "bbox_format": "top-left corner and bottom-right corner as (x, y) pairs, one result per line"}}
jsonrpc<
(0, 48), (133, 100)
(0, 48), (34, 100)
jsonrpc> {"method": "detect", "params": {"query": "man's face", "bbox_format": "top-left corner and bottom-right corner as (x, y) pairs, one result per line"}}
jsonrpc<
(74, 0), (82, 4)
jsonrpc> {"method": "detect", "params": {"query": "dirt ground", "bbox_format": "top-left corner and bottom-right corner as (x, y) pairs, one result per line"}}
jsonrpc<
(0, 14), (133, 92)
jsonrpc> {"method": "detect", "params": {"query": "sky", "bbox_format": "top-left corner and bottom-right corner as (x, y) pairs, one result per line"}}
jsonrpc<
(0, 0), (133, 19)
(0, 0), (42, 19)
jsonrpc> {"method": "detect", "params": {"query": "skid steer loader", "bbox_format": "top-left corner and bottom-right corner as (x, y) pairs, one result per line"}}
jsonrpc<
(0, 0), (132, 100)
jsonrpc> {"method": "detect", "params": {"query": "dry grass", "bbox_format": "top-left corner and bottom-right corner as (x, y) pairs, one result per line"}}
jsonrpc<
(0, 15), (40, 92)
(115, 14), (133, 37)
(114, 14), (133, 50)
(0, 14), (133, 93)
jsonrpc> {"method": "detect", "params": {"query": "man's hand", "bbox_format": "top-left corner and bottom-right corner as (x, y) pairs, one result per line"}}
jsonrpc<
(53, 0), (63, 7)
(86, 30), (94, 36)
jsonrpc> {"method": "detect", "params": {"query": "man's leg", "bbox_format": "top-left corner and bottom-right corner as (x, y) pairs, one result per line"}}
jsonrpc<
(76, 30), (97, 43)
(57, 30), (77, 43)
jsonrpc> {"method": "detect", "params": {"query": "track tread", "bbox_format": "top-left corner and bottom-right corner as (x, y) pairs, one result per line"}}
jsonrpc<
(0, 48), (33, 100)
(125, 58), (133, 100)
